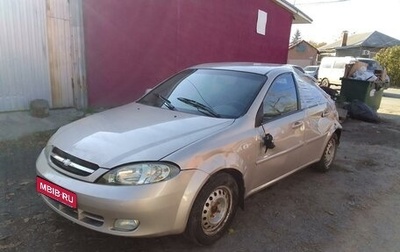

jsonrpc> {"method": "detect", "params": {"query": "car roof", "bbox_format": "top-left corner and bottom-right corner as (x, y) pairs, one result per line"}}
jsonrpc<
(190, 62), (291, 75)
(356, 57), (377, 62)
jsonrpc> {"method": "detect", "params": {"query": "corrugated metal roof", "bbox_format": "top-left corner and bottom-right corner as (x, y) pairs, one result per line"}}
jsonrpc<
(362, 31), (400, 47)
(319, 31), (400, 50)
(289, 40), (319, 51)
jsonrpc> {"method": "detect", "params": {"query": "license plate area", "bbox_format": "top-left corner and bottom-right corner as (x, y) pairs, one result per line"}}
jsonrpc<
(36, 177), (77, 209)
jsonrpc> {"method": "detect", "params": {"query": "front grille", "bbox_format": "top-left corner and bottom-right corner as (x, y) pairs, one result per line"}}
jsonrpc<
(44, 196), (104, 227)
(50, 147), (99, 176)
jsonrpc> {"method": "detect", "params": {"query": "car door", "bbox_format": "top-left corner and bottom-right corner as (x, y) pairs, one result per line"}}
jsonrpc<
(251, 73), (306, 191)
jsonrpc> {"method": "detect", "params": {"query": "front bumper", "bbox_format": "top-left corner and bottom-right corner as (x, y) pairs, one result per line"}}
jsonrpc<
(36, 149), (208, 237)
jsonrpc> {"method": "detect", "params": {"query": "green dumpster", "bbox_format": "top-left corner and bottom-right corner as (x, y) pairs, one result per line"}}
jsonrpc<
(340, 78), (385, 110)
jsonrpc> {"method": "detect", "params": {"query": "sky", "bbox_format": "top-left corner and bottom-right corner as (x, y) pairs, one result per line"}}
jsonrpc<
(289, 0), (400, 44)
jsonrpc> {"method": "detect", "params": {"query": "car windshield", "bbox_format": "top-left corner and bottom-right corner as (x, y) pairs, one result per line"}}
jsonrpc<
(138, 69), (266, 118)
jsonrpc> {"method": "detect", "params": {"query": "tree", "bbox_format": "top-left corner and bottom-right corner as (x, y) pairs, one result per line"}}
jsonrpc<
(375, 46), (400, 87)
(291, 29), (302, 44)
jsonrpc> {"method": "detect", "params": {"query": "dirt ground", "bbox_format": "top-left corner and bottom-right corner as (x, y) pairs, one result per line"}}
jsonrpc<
(1, 95), (400, 252)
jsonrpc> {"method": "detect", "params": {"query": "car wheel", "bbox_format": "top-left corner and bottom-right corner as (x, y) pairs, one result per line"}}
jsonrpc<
(320, 78), (330, 87)
(314, 134), (338, 172)
(185, 172), (239, 245)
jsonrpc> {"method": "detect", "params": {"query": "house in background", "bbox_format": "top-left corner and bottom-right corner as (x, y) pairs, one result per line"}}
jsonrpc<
(318, 31), (400, 59)
(0, 0), (312, 112)
(287, 40), (319, 67)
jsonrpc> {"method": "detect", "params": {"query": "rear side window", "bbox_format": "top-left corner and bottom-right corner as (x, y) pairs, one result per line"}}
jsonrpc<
(262, 73), (298, 120)
(295, 74), (328, 109)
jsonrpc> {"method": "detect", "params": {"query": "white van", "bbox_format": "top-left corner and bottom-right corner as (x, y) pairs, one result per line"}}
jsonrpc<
(318, 57), (387, 87)
(317, 56), (355, 87)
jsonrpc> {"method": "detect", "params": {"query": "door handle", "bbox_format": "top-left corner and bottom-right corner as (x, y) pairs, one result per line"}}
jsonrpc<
(292, 121), (304, 129)
(322, 110), (330, 117)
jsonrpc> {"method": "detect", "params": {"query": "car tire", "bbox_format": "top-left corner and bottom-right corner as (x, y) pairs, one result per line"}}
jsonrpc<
(320, 78), (330, 87)
(314, 134), (338, 172)
(184, 172), (239, 245)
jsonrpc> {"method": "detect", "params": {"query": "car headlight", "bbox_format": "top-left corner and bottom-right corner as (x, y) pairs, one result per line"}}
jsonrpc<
(98, 162), (180, 185)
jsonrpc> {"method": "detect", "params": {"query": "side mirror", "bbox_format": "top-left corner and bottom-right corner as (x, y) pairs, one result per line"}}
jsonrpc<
(263, 133), (275, 153)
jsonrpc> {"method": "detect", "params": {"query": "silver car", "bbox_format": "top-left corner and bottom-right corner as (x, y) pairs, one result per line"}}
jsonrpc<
(36, 63), (342, 245)
(304, 65), (319, 79)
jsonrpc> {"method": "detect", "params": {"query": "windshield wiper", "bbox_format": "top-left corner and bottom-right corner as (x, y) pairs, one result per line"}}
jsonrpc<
(154, 93), (175, 110)
(177, 97), (220, 118)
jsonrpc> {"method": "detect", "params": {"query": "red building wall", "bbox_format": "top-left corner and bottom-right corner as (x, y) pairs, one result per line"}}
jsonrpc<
(83, 0), (293, 107)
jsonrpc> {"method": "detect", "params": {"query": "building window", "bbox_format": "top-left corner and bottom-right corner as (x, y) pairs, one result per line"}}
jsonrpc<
(296, 44), (306, 52)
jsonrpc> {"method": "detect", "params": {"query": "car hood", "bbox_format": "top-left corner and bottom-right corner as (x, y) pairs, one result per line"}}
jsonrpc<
(49, 103), (234, 168)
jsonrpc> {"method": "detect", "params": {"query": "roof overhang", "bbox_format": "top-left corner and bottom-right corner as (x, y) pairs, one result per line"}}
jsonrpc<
(273, 0), (313, 24)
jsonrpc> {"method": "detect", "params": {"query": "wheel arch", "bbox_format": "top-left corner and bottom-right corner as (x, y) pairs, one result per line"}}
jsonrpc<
(183, 169), (243, 245)
(334, 128), (342, 142)
(313, 128), (341, 172)
(216, 168), (245, 209)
